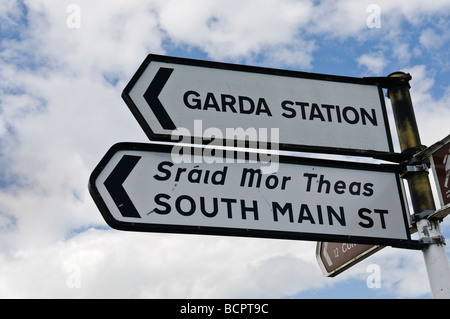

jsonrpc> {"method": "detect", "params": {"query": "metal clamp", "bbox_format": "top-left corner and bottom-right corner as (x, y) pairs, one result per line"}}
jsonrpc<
(419, 235), (446, 245)
(400, 163), (429, 178)
(413, 210), (437, 221)
(411, 208), (450, 225)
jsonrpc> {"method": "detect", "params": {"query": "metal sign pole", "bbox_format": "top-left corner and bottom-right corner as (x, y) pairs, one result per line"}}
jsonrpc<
(386, 72), (450, 299)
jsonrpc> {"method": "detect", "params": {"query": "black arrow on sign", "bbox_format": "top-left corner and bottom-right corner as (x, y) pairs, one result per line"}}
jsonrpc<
(143, 67), (176, 130)
(104, 155), (142, 218)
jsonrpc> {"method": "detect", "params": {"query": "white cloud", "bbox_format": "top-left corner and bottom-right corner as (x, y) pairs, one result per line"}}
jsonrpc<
(0, 229), (326, 298)
(407, 65), (450, 146)
(392, 42), (412, 65)
(248, 252), (325, 297)
(304, 0), (450, 52)
(260, 40), (316, 69)
(0, 0), (25, 34)
(419, 28), (444, 50)
(357, 52), (386, 74)
(157, 0), (315, 66)
(349, 247), (430, 298)
(307, 0), (371, 38)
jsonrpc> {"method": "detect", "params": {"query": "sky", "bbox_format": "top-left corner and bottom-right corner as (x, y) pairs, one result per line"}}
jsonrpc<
(0, 0), (450, 299)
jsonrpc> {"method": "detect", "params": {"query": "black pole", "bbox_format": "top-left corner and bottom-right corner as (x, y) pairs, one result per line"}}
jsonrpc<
(386, 72), (436, 216)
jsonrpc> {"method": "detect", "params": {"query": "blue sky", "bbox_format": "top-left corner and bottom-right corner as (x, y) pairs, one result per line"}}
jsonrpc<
(0, 0), (449, 299)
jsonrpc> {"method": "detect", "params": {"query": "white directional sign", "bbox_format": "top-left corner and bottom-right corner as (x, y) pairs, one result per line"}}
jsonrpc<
(122, 55), (394, 157)
(89, 142), (413, 246)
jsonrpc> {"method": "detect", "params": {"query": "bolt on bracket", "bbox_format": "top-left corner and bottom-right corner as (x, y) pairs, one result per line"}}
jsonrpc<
(418, 235), (446, 246)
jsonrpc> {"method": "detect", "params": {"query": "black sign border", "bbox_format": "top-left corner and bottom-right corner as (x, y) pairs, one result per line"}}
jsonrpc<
(89, 142), (422, 249)
(122, 54), (400, 162)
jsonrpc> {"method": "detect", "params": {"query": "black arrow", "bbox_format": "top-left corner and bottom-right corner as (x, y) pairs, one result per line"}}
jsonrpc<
(104, 155), (142, 218)
(143, 67), (176, 130)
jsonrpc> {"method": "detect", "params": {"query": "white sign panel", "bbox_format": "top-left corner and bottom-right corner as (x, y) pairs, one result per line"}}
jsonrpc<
(123, 55), (394, 157)
(89, 143), (412, 246)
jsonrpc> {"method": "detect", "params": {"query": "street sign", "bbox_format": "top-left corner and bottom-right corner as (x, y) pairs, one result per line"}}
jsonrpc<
(122, 54), (394, 158)
(429, 135), (450, 207)
(316, 242), (382, 277)
(89, 142), (414, 247)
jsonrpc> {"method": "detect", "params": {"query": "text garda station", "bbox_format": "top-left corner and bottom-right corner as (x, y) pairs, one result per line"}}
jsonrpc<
(182, 89), (379, 128)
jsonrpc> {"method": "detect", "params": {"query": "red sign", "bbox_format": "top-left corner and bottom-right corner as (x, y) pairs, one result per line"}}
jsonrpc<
(431, 141), (450, 207)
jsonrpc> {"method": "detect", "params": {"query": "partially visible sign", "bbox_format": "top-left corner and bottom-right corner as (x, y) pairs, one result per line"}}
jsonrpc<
(430, 138), (450, 207)
(316, 242), (382, 277)
(89, 142), (413, 246)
